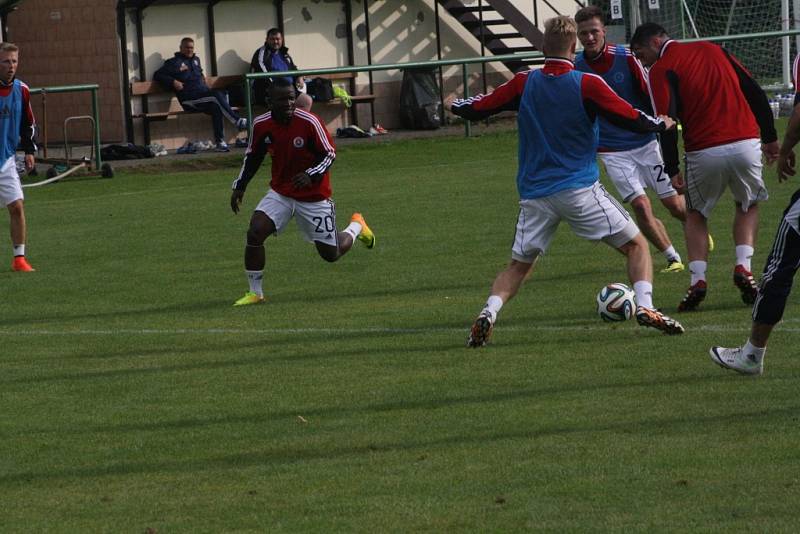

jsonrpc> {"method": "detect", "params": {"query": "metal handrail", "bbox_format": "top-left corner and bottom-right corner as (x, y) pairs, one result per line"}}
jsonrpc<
(243, 27), (800, 138)
(29, 83), (102, 169)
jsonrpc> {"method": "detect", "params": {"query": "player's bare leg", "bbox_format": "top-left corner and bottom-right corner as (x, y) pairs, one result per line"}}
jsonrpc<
(468, 258), (536, 347)
(732, 202), (759, 304)
(629, 194), (682, 272)
(616, 233), (684, 334)
(8, 199), (33, 272)
(234, 211), (275, 306)
(315, 212), (375, 262)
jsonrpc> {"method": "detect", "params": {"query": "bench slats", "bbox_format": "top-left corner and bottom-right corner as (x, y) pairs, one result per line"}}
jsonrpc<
(131, 73), (373, 122)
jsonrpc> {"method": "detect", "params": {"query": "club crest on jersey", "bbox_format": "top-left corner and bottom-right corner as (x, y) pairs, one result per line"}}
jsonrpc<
(293, 137), (304, 148)
(613, 72), (625, 84)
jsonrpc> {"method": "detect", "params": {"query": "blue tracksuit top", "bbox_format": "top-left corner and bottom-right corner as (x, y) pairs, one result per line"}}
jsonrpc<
(517, 69), (599, 199)
(575, 46), (654, 151)
(0, 80), (23, 161)
(153, 53), (209, 102)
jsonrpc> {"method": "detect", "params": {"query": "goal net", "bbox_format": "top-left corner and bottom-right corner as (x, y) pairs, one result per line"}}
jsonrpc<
(589, 0), (790, 88)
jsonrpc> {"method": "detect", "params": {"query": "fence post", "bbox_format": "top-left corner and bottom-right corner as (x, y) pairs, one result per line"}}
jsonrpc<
(462, 63), (471, 138)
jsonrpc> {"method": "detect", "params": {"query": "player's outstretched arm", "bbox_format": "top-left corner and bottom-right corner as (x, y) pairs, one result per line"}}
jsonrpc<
(450, 71), (527, 121)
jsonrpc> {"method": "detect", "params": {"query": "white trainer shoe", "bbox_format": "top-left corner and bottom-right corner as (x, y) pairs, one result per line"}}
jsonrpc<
(709, 346), (764, 376)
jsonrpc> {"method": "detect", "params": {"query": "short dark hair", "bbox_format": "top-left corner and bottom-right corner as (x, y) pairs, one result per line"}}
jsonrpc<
(630, 23), (668, 47)
(575, 5), (603, 25)
(267, 27), (282, 38)
(269, 77), (294, 93)
(180, 37), (194, 46)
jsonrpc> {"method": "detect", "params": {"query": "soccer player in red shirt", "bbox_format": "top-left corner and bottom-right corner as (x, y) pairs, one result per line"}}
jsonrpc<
(229, 78), (375, 306)
(631, 23), (779, 312)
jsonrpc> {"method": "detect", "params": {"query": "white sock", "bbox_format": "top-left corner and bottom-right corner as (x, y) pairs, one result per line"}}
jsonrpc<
(735, 245), (754, 271)
(663, 245), (681, 263)
(689, 260), (707, 285)
(743, 339), (766, 362)
(246, 270), (264, 297)
(633, 280), (653, 309)
(12, 244), (24, 257)
(481, 295), (504, 322)
(343, 221), (362, 241)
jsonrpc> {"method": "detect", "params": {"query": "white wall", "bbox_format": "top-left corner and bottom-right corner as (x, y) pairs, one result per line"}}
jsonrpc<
(127, 0), (582, 84)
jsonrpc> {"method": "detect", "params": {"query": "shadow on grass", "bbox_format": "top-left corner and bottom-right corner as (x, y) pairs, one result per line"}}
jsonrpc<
(3, 400), (794, 484)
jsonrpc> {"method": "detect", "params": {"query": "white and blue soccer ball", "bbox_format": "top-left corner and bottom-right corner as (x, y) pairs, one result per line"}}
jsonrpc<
(596, 283), (636, 322)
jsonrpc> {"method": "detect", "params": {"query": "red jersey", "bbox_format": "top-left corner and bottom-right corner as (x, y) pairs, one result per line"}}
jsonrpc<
(233, 108), (335, 202)
(648, 40), (772, 153)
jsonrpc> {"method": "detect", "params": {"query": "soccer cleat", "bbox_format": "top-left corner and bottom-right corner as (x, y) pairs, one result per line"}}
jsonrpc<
(233, 291), (265, 306)
(635, 306), (684, 335)
(467, 311), (494, 347)
(709, 346), (763, 375)
(677, 280), (707, 312)
(11, 256), (34, 272)
(733, 265), (758, 305)
(708, 233), (715, 252)
(660, 260), (685, 273)
(350, 213), (375, 249)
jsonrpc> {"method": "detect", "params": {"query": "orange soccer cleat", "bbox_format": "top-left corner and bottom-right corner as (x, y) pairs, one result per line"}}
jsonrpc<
(11, 256), (35, 272)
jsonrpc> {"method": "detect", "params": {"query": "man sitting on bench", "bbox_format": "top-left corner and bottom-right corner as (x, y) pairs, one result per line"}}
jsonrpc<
(154, 37), (247, 152)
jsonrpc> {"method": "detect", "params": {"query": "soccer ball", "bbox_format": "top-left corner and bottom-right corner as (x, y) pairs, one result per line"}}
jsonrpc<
(596, 283), (636, 322)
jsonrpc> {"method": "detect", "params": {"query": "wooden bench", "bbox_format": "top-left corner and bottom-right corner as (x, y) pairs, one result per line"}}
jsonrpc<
(130, 75), (243, 121)
(129, 71), (375, 144)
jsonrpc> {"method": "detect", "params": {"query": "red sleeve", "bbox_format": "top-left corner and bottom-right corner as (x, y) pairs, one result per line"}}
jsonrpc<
(232, 118), (269, 191)
(303, 112), (336, 178)
(581, 72), (667, 133)
(581, 73), (641, 120)
(450, 71), (528, 120)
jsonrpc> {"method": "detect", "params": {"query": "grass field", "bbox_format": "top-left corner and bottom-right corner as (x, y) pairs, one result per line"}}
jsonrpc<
(3, 127), (800, 532)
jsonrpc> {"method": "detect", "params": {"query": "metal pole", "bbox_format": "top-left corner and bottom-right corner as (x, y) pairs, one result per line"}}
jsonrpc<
(462, 63), (470, 137)
(245, 76), (253, 138)
(91, 87), (102, 170)
(783, 0), (791, 88)
(363, 0), (375, 126)
(435, 0), (445, 126)
(795, 0), (800, 62)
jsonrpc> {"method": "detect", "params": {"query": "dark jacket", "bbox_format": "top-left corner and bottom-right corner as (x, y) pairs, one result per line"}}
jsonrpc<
(153, 52), (210, 102)
(249, 45), (299, 105)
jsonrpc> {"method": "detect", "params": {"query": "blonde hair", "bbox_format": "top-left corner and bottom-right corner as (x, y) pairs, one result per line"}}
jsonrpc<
(0, 42), (19, 53)
(542, 16), (577, 56)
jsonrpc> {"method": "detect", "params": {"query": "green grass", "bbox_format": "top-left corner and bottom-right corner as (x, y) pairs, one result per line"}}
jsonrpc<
(2, 127), (799, 532)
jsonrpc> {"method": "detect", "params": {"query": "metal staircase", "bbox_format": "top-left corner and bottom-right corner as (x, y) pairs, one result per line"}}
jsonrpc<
(439, 0), (546, 73)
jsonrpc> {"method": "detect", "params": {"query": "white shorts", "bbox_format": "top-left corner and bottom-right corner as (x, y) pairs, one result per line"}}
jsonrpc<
(684, 138), (767, 217)
(255, 189), (338, 247)
(0, 155), (23, 206)
(511, 182), (640, 263)
(598, 140), (677, 202)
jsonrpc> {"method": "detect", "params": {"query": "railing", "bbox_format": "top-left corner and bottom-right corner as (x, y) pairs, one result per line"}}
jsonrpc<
(29, 84), (102, 170)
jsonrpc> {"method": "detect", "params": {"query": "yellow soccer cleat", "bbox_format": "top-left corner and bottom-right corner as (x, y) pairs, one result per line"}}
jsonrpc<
(708, 233), (715, 252)
(660, 260), (685, 273)
(351, 212), (375, 249)
(233, 291), (265, 306)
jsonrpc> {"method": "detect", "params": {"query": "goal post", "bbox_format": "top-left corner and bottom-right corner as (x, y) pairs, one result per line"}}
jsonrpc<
(591, 0), (793, 89)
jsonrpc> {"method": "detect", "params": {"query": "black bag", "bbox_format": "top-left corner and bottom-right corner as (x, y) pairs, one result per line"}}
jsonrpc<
(399, 68), (442, 129)
(100, 143), (154, 160)
(307, 77), (334, 102)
